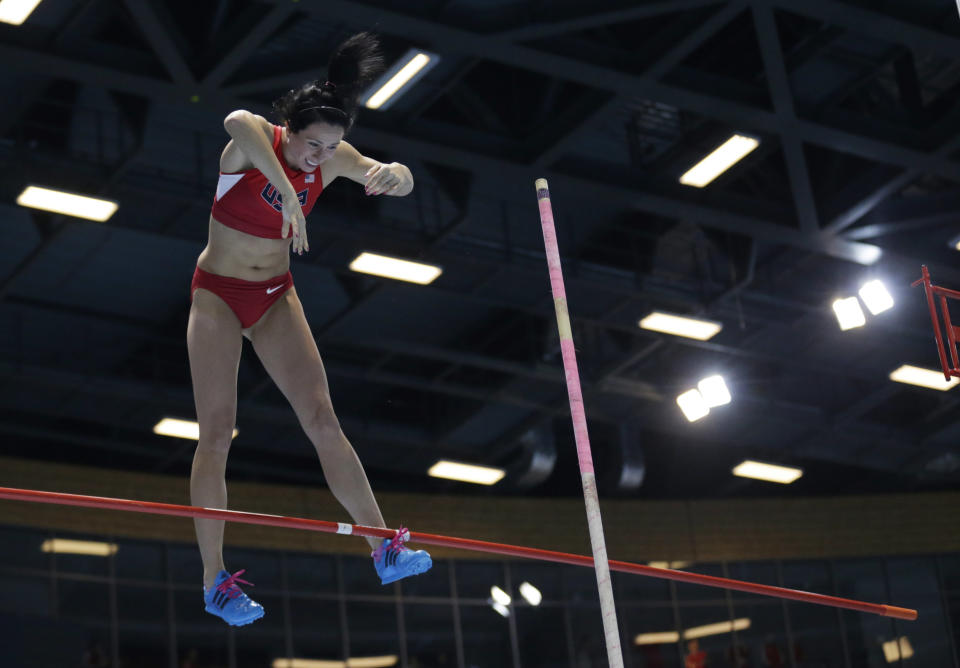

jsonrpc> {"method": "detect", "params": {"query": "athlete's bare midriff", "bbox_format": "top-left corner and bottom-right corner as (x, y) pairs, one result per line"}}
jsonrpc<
(196, 215), (292, 281)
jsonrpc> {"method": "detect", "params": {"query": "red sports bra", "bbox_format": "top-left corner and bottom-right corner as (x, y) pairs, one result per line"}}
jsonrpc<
(210, 125), (324, 239)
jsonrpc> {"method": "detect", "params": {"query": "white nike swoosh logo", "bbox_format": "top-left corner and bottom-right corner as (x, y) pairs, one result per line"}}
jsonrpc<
(266, 285), (284, 294)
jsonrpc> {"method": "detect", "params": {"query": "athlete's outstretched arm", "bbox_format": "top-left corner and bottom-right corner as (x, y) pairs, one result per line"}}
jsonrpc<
(223, 110), (307, 251)
(332, 141), (414, 197)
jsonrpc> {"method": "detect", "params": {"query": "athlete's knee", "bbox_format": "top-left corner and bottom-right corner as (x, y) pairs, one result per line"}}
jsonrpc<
(302, 398), (341, 440)
(196, 410), (238, 454)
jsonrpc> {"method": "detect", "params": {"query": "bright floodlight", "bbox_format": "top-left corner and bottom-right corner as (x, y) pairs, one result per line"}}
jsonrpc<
(882, 637), (914, 663)
(639, 311), (722, 341)
(490, 585), (512, 606)
(519, 582), (542, 606)
(732, 460), (803, 484)
(680, 134), (760, 187)
(858, 280), (894, 315)
(363, 50), (439, 110)
(832, 297), (866, 330)
(0, 0), (42, 25)
(428, 460), (505, 485)
(697, 375), (731, 407)
(349, 252), (442, 285)
(41, 538), (118, 557)
(677, 389), (710, 422)
(17, 185), (118, 222)
(889, 365), (959, 391)
(153, 418), (237, 440)
(491, 602), (510, 618)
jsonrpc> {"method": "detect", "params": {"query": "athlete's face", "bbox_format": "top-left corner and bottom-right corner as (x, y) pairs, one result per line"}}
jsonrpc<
(286, 122), (344, 172)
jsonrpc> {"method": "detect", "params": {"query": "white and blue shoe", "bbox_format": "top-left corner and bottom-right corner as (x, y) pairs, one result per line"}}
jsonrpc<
(203, 569), (264, 626)
(372, 527), (432, 585)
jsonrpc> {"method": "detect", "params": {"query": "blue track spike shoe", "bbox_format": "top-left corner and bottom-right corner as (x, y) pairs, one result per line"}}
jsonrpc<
(203, 569), (264, 626)
(372, 526), (433, 585)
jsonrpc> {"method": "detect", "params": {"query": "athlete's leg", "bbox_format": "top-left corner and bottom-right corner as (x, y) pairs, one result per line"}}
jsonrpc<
(248, 288), (385, 550)
(187, 287), (243, 589)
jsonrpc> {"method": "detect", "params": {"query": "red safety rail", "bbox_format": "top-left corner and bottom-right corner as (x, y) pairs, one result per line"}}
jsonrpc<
(912, 265), (960, 381)
(0, 486), (917, 621)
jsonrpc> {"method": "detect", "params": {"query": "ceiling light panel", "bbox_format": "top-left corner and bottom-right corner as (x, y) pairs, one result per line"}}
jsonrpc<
(17, 185), (118, 222)
(680, 134), (759, 187)
(639, 312), (722, 340)
(889, 365), (959, 391)
(427, 460), (505, 485)
(732, 460), (803, 484)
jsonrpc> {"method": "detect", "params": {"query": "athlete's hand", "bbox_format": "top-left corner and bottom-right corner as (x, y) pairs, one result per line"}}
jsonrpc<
(365, 162), (412, 196)
(281, 194), (308, 255)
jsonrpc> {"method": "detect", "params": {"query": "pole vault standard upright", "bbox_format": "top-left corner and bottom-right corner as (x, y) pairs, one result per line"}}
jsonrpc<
(535, 178), (625, 668)
(0, 486), (917, 620)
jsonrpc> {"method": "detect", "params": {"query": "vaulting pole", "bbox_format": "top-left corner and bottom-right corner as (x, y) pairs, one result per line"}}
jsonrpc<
(534, 177), (625, 667)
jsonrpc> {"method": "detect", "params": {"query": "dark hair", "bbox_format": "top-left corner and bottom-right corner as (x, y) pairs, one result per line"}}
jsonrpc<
(272, 32), (384, 134)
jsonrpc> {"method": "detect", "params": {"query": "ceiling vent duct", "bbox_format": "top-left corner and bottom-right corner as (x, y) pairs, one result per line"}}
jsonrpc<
(511, 423), (557, 489)
(598, 418), (646, 494)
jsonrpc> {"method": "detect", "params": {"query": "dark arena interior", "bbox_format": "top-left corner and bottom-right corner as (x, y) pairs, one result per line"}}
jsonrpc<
(0, 0), (958, 666)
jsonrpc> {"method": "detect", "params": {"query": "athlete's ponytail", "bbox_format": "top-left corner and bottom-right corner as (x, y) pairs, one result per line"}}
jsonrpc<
(272, 32), (384, 134)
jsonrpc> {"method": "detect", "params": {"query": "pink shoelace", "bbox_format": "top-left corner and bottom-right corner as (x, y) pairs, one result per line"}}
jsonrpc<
(215, 569), (254, 600)
(372, 526), (411, 562)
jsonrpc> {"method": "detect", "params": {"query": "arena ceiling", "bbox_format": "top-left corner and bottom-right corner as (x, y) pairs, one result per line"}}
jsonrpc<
(1, 0), (959, 503)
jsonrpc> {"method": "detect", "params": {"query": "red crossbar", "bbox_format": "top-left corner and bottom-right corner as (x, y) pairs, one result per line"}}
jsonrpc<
(0, 486), (917, 621)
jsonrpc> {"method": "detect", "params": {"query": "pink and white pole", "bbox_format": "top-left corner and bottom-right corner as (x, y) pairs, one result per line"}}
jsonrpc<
(535, 178), (624, 668)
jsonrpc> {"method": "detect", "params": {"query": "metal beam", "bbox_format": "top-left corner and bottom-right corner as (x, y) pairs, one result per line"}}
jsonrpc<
(10, 133), (946, 346)
(9, 2), (960, 207)
(0, 211), (928, 470)
(492, 0), (725, 42)
(327, 336), (662, 402)
(0, 40), (880, 263)
(844, 217), (958, 242)
(645, 1), (747, 80)
(763, 0), (960, 62)
(0, 364), (466, 463)
(0, 24), (949, 267)
(0, 143), (147, 304)
(222, 69), (320, 96)
(532, 94), (621, 168)
(201, 4), (298, 88)
(752, 3), (819, 234)
(0, 0), (106, 137)
(0, 177), (913, 398)
(243, 212), (472, 402)
(533, 2), (746, 168)
(5, 293), (619, 421)
(351, 123), (882, 264)
(259, 0), (960, 183)
(122, 0), (196, 88)
(0, 43), (185, 101)
(825, 134), (960, 235)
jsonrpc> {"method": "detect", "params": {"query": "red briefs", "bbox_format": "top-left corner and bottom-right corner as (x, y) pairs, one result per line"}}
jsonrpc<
(191, 266), (293, 328)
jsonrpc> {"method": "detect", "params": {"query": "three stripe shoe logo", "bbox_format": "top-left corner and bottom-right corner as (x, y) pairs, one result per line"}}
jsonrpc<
(213, 591), (230, 609)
